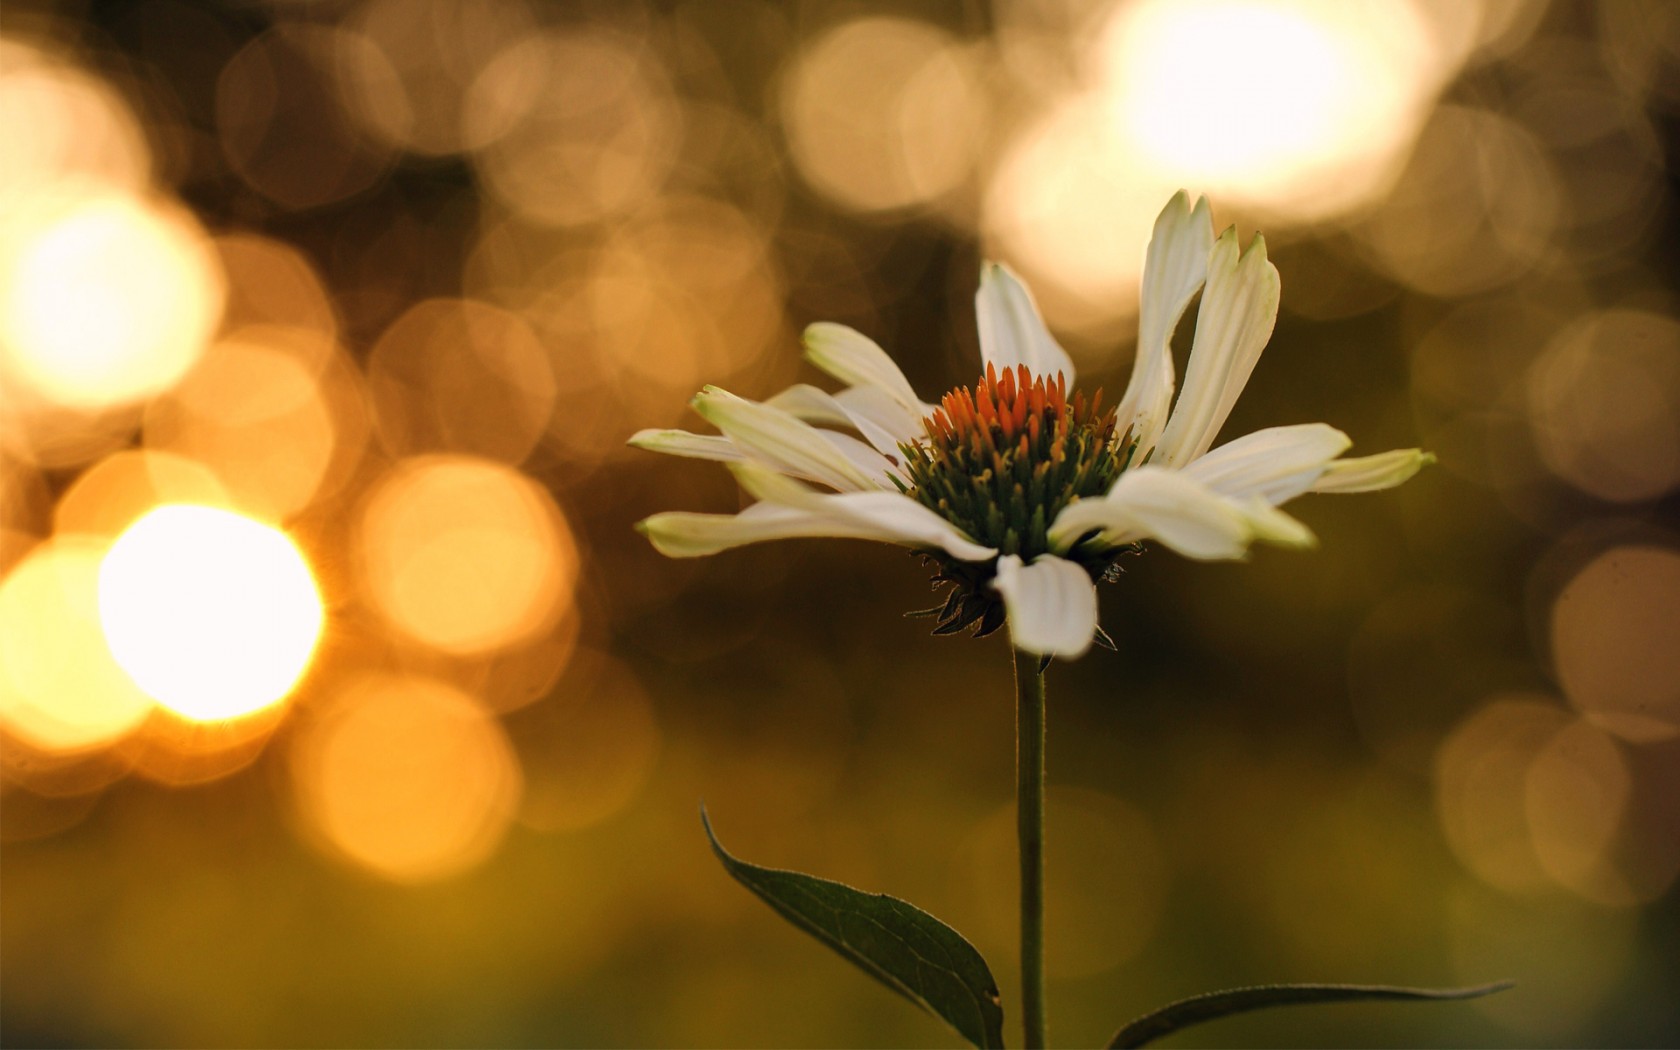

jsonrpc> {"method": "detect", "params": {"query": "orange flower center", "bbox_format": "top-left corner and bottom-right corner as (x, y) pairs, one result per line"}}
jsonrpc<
(897, 363), (1128, 559)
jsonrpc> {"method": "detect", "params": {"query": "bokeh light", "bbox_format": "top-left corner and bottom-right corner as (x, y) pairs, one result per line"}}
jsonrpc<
(0, 537), (155, 754)
(98, 504), (324, 722)
(290, 674), (522, 883)
(52, 449), (230, 540)
(468, 28), (681, 228)
(1098, 0), (1440, 217)
(216, 24), (396, 210)
(781, 17), (985, 214)
(212, 234), (340, 339)
(366, 298), (555, 465)
(1550, 545), (1680, 742)
(339, 0), (538, 157)
(0, 191), (223, 409)
(1435, 695), (1573, 895)
(0, 41), (151, 197)
(355, 455), (576, 656)
(143, 331), (369, 521)
(1527, 309), (1680, 503)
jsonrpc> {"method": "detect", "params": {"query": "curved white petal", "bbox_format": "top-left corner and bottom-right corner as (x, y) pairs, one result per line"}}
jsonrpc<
(1116, 191), (1215, 453)
(835, 384), (925, 445)
(802, 322), (924, 413)
(628, 429), (746, 463)
(1183, 423), (1351, 504)
(1238, 496), (1317, 549)
(1153, 227), (1281, 467)
(1048, 466), (1313, 561)
(729, 460), (822, 505)
(768, 383), (916, 459)
(821, 430), (901, 487)
(638, 503), (909, 558)
(826, 491), (996, 561)
(992, 554), (1098, 658)
(693, 386), (886, 492)
(765, 384), (855, 428)
(1312, 448), (1434, 493)
(974, 263), (1076, 383)
(730, 461), (995, 562)
(1050, 468), (1252, 559)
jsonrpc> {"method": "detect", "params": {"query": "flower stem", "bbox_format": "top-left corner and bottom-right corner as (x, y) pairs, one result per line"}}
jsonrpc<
(1014, 647), (1047, 1049)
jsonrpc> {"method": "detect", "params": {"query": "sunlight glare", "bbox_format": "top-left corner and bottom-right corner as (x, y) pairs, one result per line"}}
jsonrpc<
(0, 193), (223, 409)
(97, 504), (324, 722)
(1102, 0), (1436, 215)
(0, 537), (154, 753)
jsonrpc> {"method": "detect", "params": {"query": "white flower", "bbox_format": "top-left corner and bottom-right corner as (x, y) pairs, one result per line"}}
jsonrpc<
(632, 192), (1431, 659)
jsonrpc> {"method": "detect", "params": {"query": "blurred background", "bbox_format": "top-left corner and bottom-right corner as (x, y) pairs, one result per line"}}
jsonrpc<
(2, 0), (1678, 1045)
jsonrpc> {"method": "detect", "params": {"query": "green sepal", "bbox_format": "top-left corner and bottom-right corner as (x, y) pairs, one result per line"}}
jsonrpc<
(1107, 980), (1515, 1048)
(701, 808), (1005, 1049)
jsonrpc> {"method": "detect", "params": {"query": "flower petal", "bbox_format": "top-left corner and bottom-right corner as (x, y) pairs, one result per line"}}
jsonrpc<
(991, 554), (1098, 658)
(802, 322), (924, 413)
(764, 384), (854, 428)
(1048, 466), (1313, 561)
(1152, 227), (1281, 466)
(1116, 191), (1215, 453)
(638, 503), (900, 558)
(766, 383), (916, 459)
(1238, 496), (1317, 549)
(834, 384), (925, 444)
(628, 428), (747, 463)
(1049, 468), (1252, 559)
(974, 263), (1076, 383)
(821, 430), (901, 485)
(1312, 448), (1435, 493)
(1183, 423), (1351, 504)
(731, 461), (995, 562)
(694, 386), (888, 492)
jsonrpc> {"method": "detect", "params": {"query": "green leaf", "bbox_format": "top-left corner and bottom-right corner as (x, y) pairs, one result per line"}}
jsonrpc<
(1107, 980), (1514, 1048)
(701, 808), (1005, 1049)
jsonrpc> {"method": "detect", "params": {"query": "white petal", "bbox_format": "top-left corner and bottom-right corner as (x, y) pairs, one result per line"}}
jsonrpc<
(991, 554), (1098, 658)
(694, 386), (885, 492)
(802, 322), (923, 413)
(834, 384), (925, 444)
(765, 384), (855, 428)
(1049, 467), (1315, 561)
(730, 461), (996, 562)
(1050, 468), (1254, 560)
(638, 503), (893, 558)
(1152, 227), (1281, 466)
(728, 460), (823, 505)
(1312, 448), (1435, 493)
(1116, 191), (1215, 454)
(821, 430), (901, 487)
(767, 383), (920, 457)
(1238, 496), (1317, 549)
(627, 429), (746, 463)
(974, 263), (1076, 383)
(827, 492), (997, 561)
(1183, 423), (1351, 504)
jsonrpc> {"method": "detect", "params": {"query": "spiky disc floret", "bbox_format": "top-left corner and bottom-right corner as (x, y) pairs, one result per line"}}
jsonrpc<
(895, 363), (1136, 636)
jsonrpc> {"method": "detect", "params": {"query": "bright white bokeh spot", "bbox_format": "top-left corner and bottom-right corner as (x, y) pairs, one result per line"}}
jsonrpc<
(1102, 0), (1435, 214)
(98, 504), (324, 721)
(0, 193), (223, 409)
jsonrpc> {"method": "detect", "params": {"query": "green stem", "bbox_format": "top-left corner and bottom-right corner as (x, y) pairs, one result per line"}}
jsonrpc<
(1014, 648), (1047, 1049)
